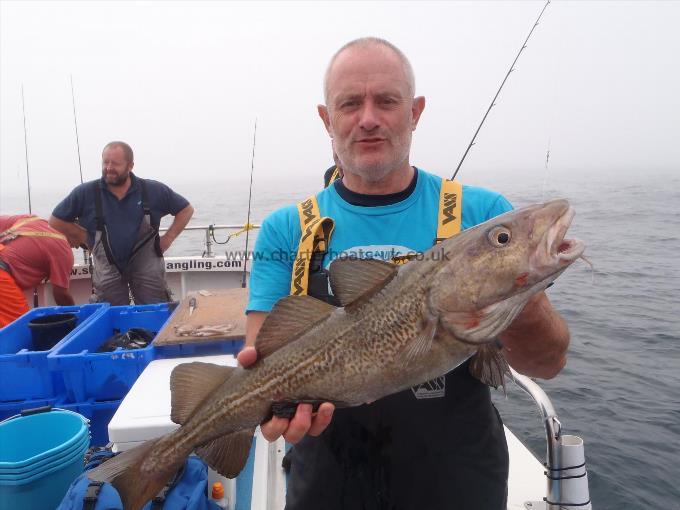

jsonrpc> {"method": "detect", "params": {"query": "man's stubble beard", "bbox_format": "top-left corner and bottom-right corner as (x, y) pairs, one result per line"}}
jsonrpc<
(337, 131), (413, 183)
(104, 169), (131, 187)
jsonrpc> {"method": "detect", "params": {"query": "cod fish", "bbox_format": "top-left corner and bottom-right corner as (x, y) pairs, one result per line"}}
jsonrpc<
(88, 199), (585, 510)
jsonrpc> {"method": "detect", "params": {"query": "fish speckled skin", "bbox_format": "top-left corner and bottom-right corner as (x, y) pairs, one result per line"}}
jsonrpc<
(88, 199), (584, 510)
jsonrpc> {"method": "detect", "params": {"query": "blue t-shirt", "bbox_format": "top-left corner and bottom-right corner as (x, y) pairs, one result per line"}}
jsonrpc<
(52, 173), (189, 268)
(247, 168), (512, 313)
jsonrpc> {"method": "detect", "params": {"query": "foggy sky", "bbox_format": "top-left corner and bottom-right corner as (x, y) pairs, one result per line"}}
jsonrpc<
(1, 0), (679, 210)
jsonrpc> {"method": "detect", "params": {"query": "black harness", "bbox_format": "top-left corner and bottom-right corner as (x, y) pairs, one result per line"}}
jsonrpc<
(92, 178), (162, 273)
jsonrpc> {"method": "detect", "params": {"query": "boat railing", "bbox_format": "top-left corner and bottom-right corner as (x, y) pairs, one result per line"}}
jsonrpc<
(160, 223), (261, 258)
(77, 224), (261, 266)
(510, 367), (592, 510)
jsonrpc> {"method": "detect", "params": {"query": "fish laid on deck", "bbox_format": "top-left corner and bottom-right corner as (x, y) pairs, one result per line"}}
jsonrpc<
(88, 198), (585, 510)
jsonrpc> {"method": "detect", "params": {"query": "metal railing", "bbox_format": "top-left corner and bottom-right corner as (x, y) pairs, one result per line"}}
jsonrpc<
(510, 367), (592, 510)
(78, 223), (261, 267)
(158, 223), (260, 258)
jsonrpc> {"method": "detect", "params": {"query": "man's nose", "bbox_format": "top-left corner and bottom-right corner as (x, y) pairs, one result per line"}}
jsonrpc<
(358, 102), (380, 131)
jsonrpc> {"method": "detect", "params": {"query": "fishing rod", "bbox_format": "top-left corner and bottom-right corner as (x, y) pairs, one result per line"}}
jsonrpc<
(21, 85), (33, 215)
(69, 75), (95, 296)
(70, 75), (84, 185)
(21, 84), (39, 308)
(451, 0), (551, 180)
(241, 118), (257, 289)
(541, 136), (551, 201)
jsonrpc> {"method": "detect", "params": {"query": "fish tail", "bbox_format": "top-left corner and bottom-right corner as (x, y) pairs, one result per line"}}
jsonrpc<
(87, 438), (184, 510)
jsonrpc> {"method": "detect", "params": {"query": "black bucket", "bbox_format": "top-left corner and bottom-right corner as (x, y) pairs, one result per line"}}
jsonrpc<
(27, 313), (77, 351)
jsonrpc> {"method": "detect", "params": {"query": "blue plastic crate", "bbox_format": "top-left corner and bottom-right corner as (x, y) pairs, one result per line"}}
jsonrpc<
(47, 304), (171, 403)
(0, 398), (58, 422)
(0, 304), (108, 402)
(57, 398), (122, 447)
(154, 337), (245, 359)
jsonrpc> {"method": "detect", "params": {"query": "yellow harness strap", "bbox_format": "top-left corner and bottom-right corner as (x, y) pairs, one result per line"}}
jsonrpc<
(328, 167), (341, 186)
(0, 216), (67, 246)
(436, 178), (463, 243)
(290, 177), (462, 293)
(290, 195), (335, 295)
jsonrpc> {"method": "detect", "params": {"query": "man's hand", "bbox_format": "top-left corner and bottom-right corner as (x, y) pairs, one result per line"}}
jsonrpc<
(52, 285), (75, 306)
(159, 204), (194, 254)
(67, 230), (87, 249)
(49, 216), (88, 249)
(237, 345), (335, 443)
(159, 233), (173, 254)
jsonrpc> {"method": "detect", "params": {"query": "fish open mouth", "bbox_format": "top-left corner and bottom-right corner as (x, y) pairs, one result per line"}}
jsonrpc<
(546, 205), (585, 264)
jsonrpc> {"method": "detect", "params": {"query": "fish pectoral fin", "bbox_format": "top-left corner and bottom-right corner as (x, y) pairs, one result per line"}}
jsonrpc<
(170, 362), (238, 425)
(194, 429), (255, 479)
(402, 312), (438, 365)
(440, 296), (529, 344)
(256, 295), (336, 358)
(328, 258), (397, 308)
(469, 341), (509, 391)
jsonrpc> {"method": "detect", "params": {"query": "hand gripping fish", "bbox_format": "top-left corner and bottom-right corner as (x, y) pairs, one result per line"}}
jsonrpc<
(88, 199), (585, 510)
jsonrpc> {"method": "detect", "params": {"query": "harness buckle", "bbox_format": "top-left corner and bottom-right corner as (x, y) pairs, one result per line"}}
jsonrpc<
(83, 480), (104, 506)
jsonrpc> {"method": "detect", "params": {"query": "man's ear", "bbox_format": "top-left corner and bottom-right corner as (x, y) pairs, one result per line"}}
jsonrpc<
(411, 96), (426, 130)
(318, 104), (332, 136)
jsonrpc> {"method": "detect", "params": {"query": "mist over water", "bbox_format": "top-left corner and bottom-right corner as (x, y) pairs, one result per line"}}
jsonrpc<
(1, 167), (678, 508)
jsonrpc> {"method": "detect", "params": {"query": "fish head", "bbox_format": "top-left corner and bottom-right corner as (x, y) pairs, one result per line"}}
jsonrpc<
(428, 198), (584, 344)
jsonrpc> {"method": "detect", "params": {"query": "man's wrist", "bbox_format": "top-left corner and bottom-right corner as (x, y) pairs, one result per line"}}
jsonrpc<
(161, 231), (176, 243)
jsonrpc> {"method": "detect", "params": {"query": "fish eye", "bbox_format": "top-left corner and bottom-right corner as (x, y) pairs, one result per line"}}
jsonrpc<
(488, 226), (511, 247)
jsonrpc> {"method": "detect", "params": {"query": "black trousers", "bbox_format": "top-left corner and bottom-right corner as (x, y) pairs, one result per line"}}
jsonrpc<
(284, 361), (509, 510)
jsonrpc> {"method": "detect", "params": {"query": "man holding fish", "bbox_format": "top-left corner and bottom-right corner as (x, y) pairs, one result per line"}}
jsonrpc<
(241, 38), (572, 509)
(87, 37), (584, 510)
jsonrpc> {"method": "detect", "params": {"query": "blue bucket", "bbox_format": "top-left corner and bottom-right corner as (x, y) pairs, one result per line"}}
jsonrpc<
(0, 409), (90, 509)
(0, 409), (88, 468)
(0, 437), (88, 482)
(0, 432), (89, 479)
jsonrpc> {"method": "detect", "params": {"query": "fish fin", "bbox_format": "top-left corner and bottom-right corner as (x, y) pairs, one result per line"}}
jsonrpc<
(170, 362), (237, 425)
(88, 438), (181, 510)
(469, 341), (509, 391)
(403, 312), (438, 365)
(194, 429), (255, 478)
(328, 258), (397, 309)
(255, 295), (336, 358)
(438, 298), (526, 344)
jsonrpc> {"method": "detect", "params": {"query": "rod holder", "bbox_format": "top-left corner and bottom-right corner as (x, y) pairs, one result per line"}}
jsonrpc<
(205, 224), (214, 258)
(510, 368), (592, 509)
(545, 434), (591, 509)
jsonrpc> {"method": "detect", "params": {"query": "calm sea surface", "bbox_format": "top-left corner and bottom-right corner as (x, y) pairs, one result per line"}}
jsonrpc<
(2, 169), (678, 509)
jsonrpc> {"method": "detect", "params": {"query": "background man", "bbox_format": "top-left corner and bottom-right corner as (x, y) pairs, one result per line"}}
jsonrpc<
(49, 141), (194, 305)
(239, 38), (570, 509)
(0, 214), (75, 327)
